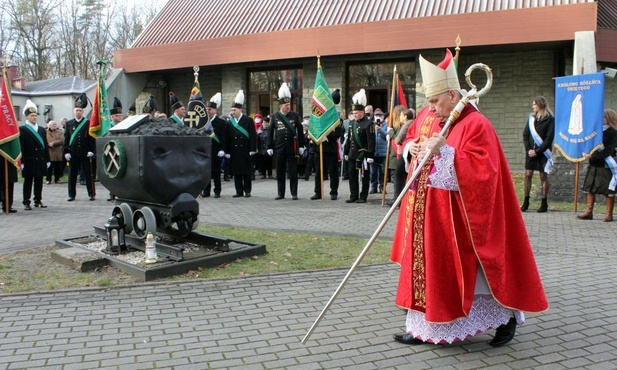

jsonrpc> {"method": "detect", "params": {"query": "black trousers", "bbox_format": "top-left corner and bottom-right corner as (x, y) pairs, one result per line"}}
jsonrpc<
(275, 153), (298, 197)
(68, 156), (94, 198)
(46, 161), (64, 182)
(1, 182), (14, 209)
(23, 175), (43, 205)
(313, 152), (340, 196)
(234, 175), (252, 196)
(393, 156), (407, 199)
(348, 159), (370, 201)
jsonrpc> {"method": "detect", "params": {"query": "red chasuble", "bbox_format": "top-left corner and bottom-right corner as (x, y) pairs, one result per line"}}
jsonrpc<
(391, 104), (548, 323)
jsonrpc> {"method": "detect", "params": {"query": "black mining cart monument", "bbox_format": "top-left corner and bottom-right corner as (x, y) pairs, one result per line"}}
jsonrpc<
(55, 115), (266, 281)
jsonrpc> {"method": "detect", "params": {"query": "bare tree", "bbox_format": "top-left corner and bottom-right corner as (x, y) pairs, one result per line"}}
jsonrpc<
(5, 0), (60, 80)
(0, 1), (19, 65)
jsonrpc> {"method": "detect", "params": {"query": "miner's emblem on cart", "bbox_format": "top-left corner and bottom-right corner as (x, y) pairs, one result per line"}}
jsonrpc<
(102, 139), (126, 178)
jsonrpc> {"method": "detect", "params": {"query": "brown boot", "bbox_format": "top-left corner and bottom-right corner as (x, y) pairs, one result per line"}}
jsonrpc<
(604, 196), (614, 222)
(577, 193), (595, 220)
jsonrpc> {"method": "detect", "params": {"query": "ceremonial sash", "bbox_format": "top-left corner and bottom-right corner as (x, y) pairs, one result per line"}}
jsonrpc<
(528, 115), (553, 173)
(70, 119), (89, 146)
(24, 125), (45, 148)
(605, 156), (617, 191)
(230, 117), (249, 139)
(210, 132), (220, 144)
(171, 115), (183, 125)
(278, 113), (297, 136)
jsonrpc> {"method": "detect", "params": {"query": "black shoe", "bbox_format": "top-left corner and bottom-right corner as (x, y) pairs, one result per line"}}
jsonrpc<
(537, 198), (548, 213)
(310, 194), (320, 200)
(214, 194), (220, 198)
(89, 196), (95, 201)
(345, 198), (358, 203)
(356, 199), (366, 203)
(292, 195), (298, 200)
(342, 177), (349, 180)
(489, 318), (517, 347)
(232, 194), (243, 198)
(8, 208), (17, 213)
(331, 195), (337, 200)
(275, 196), (284, 200)
(369, 188), (377, 194)
(34, 202), (47, 208)
(80, 180), (86, 185)
(244, 193), (251, 198)
(67, 197), (75, 202)
(520, 196), (530, 212)
(393, 333), (424, 345)
(24, 204), (32, 211)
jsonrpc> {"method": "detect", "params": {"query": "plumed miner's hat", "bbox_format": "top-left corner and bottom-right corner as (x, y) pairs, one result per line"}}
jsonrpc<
(74, 93), (89, 109)
(169, 91), (184, 111)
(109, 97), (122, 115)
(207, 92), (222, 109)
(351, 89), (367, 112)
(278, 82), (292, 105)
(23, 99), (37, 116)
(331, 88), (341, 105)
(142, 95), (156, 114)
(419, 49), (461, 98)
(232, 90), (244, 109)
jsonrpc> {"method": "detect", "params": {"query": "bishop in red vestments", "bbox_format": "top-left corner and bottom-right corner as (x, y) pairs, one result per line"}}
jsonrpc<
(390, 50), (548, 347)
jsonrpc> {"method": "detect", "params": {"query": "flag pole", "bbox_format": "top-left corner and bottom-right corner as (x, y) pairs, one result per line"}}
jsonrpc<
(317, 55), (325, 200)
(4, 158), (8, 215)
(382, 66), (398, 205)
(574, 60), (584, 213)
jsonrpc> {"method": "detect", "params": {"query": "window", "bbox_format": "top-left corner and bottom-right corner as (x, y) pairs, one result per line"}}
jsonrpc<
(347, 60), (416, 113)
(14, 106), (20, 120)
(248, 67), (303, 118)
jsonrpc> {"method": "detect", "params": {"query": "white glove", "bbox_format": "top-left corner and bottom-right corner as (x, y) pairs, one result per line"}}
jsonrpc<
(344, 155), (348, 161)
(366, 158), (374, 164)
(217, 150), (225, 157)
(386, 134), (391, 142)
(299, 147), (306, 156)
(249, 151), (255, 156)
(46, 162), (51, 169)
(87, 151), (94, 157)
(323, 137), (328, 142)
(20, 164), (24, 170)
(225, 154), (230, 159)
(267, 149), (273, 156)
(65, 153), (71, 161)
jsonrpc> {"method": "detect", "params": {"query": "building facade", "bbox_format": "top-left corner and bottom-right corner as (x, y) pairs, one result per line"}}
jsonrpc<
(114, 0), (617, 171)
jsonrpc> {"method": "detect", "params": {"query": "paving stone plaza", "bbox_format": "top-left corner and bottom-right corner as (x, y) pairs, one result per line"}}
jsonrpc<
(1, 179), (616, 369)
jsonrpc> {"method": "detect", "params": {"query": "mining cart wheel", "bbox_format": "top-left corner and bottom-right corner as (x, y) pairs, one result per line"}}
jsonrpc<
(112, 203), (134, 234)
(176, 213), (195, 237)
(133, 207), (156, 239)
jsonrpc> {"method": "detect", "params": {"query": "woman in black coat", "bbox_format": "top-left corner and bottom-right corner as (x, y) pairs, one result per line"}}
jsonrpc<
(577, 109), (617, 222)
(521, 96), (554, 213)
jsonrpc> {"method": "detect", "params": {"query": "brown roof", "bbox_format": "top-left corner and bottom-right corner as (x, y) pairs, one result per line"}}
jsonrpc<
(132, 0), (596, 47)
(117, 0), (601, 72)
(598, 0), (617, 29)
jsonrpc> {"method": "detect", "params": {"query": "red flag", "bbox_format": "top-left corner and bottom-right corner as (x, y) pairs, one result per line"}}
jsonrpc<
(394, 77), (408, 109)
(0, 68), (21, 166)
(89, 60), (111, 138)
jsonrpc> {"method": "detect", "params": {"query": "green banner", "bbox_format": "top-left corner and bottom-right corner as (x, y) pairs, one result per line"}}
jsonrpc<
(308, 65), (339, 144)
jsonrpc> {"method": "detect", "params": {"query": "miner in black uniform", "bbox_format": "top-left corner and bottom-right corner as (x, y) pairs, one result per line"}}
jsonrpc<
(267, 82), (305, 200)
(64, 93), (96, 201)
(19, 100), (50, 210)
(142, 95), (156, 119)
(203, 92), (227, 198)
(310, 90), (345, 201)
(168, 92), (185, 125)
(344, 89), (375, 203)
(225, 90), (256, 198)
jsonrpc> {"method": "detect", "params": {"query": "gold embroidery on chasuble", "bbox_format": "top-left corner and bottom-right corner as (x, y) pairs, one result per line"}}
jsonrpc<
(410, 159), (433, 308)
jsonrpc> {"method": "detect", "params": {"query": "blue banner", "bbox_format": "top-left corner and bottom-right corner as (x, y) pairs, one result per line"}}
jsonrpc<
(554, 72), (604, 162)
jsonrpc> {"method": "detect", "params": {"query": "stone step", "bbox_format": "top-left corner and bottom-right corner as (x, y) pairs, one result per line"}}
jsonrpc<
(51, 247), (109, 272)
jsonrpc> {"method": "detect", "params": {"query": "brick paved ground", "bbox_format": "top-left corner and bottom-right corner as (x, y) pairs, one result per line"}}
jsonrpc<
(1, 177), (616, 369)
